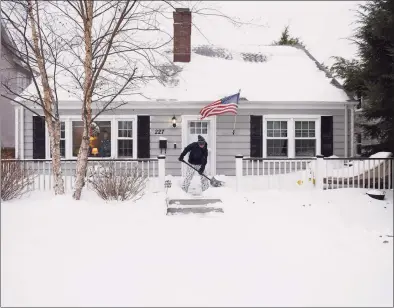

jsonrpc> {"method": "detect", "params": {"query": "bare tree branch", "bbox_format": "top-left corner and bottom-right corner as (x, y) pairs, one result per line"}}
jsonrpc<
(1, 0), (66, 194)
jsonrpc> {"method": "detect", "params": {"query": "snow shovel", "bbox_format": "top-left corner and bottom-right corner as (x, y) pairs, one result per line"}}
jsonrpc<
(181, 160), (224, 187)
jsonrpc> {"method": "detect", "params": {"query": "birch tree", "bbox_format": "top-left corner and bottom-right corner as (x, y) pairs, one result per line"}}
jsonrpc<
(1, 0), (67, 195)
(48, 0), (259, 200)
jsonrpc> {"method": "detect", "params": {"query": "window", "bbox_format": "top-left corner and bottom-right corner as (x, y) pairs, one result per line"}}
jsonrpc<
(295, 121), (316, 157)
(356, 133), (362, 155)
(190, 121), (208, 134)
(60, 122), (66, 157)
(117, 121), (133, 157)
(72, 121), (112, 157)
(266, 121), (288, 157)
(264, 117), (320, 158)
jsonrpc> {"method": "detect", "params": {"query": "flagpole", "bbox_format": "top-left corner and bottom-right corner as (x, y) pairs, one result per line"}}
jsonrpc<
(232, 89), (241, 135)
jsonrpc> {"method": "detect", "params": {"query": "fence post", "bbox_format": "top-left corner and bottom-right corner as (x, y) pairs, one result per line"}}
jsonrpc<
(315, 155), (325, 190)
(158, 155), (166, 192)
(235, 155), (243, 192)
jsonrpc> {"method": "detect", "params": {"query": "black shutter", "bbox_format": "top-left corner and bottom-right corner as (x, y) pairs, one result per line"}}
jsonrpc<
(250, 115), (263, 158)
(137, 115), (150, 158)
(321, 116), (333, 157)
(33, 116), (46, 159)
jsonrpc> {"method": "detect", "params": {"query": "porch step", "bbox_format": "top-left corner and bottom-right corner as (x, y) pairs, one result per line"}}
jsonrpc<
(168, 198), (222, 206)
(167, 207), (224, 215)
(166, 198), (223, 215)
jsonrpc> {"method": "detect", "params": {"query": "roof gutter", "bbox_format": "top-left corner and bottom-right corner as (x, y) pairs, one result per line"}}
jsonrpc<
(13, 100), (358, 110)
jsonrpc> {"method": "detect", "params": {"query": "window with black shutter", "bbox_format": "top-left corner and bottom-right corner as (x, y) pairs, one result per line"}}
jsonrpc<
(321, 116), (333, 157)
(137, 115), (150, 158)
(250, 115), (263, 158)
(33, 116), (46, 159)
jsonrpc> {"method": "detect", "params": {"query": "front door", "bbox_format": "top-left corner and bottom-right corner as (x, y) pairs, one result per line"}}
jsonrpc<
(184, 120), (212, 176)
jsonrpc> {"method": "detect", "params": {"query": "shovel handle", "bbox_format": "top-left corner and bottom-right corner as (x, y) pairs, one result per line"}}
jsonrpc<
(181, 159), (212, 181)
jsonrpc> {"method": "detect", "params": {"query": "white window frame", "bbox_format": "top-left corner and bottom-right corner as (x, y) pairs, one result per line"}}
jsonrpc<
(45, 121), (66, 159)
(294, 120), (317, 157)
(266, 120), (289, 158)
(189, 121), (208, 135)
(45, 115), (137, 159)
(263, 115), (321, 158)
(116, 119), (137, 158)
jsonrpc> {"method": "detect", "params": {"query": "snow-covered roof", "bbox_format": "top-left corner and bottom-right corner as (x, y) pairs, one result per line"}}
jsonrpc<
(17, 44), (352, 105)
(141, 45), (351, 102)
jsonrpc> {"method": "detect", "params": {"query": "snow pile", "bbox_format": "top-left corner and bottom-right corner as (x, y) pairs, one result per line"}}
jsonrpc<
(370, 152), (393, 159)
(1, 178), (393, 307)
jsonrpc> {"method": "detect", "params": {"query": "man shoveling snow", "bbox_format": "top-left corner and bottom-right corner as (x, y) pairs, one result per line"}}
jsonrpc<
(178, 135), (210, 194)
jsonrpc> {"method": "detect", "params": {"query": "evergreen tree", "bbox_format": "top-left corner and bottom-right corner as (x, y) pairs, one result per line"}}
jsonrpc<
(330, 0), (394, 154)
(272, 25), (305, 47)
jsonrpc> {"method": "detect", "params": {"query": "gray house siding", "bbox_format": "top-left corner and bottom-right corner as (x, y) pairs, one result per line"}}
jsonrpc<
(216, 109), (347, 175)
(1, 29), (31, 150)
(0, 44), (17, 148)
(23, 106), (349, 176)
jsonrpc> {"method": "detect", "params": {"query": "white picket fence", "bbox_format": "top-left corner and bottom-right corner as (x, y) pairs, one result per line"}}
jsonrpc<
(1, 156), (166, 192)
(322, 157), (392, 190)
(235, 155), (393, 191)
(2, 154), (392, 193)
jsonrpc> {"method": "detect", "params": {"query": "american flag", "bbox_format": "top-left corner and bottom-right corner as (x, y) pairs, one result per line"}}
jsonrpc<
(200, 93), (240, 120)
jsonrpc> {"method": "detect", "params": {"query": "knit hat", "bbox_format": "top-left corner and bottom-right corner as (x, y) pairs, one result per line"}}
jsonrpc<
(197, 135), (206, 144)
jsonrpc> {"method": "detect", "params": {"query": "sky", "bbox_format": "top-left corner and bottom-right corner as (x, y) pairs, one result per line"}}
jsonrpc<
(186, 1), (366, 66)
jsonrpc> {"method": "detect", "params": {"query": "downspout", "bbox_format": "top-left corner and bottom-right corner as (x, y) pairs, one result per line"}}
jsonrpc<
(20, 106), (24, 159)
(14, 106), (19, 159)
(344, 105), (348, 157)
(350, 106), (355, 157)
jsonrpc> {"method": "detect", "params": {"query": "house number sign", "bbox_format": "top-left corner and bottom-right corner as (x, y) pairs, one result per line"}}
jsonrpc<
(154, 129), (165, 135)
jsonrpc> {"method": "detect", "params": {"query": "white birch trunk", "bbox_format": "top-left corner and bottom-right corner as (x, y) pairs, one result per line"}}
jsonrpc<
(28, 0), (65, 195)
(47, 120), (65, 195)
(72, 123), (91, 200)
(73, 0), (94, 200)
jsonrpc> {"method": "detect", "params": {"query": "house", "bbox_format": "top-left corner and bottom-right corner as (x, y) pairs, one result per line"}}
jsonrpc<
(13, 8), (358, 176)
(0, 22), (32, 153)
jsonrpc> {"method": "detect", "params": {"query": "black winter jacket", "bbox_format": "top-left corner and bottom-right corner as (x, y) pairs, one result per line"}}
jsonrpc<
(179, 142), (208, 168)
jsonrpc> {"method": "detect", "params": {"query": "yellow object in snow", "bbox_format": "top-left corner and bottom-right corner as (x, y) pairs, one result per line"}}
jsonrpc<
(297, 180), (303, 185)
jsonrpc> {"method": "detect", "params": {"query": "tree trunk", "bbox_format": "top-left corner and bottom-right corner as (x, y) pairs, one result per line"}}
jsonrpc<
(28, 0), (65, 195)
(47, 120), (65, 195)
(72, 122), (91, 200)
(73, 0), (94, 200)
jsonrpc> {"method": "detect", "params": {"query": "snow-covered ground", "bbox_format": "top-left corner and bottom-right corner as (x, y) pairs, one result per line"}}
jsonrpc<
(1, 176), (393, 307)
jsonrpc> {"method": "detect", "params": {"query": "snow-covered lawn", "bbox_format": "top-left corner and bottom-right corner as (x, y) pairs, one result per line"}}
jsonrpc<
(1, 176), (393, 307)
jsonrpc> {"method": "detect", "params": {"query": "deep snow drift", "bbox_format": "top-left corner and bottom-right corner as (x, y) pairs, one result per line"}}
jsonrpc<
(1, 176), (393, 307)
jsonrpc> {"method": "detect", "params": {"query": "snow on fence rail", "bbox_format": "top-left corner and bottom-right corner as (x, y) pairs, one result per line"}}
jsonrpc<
(236, 155), (316, 190)
(1, 156), (165, 192)
(323, 157), (393, 190)
(235, 154), (393, 191)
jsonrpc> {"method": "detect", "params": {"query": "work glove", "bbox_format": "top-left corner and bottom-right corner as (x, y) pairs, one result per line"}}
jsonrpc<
(198, 167), (204, 175)
(178, 156), (184, 162)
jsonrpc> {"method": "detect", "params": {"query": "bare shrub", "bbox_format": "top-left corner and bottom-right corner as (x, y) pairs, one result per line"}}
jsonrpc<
(241, 52), (267, 63)
(1, 160), (35, 201)
(193, 45), (233, 60)
(1, 147), (15, 159)
(87, 162), (148, 201)
(157, 64), (183, 86)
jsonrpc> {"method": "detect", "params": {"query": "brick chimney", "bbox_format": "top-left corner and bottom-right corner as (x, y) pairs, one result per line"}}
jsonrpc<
(173, 8), (191, 62)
